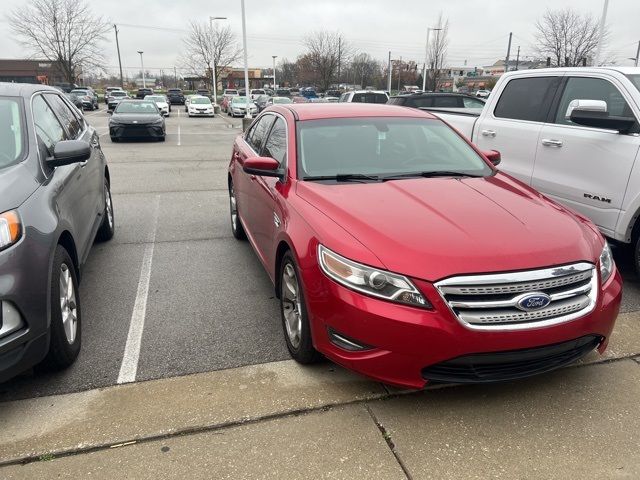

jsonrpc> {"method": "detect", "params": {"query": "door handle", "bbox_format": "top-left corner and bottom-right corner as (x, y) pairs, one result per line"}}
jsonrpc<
(249, 174), (256, 180)
(481, 129), (496, 138)
(541, 139), (563, 147)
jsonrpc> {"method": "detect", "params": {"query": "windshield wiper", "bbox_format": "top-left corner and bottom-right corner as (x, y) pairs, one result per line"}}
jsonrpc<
(303, 173), (381, 182)
(381, 171), (484, 181)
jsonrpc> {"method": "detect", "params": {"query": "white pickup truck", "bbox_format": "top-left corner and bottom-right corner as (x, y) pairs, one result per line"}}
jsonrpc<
(433, 67), (640, 271)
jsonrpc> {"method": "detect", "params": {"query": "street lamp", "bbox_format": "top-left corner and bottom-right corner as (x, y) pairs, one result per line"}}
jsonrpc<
(209, 16), (227, 108)
(272, 55), (278, 89)
(240, 0), (251, 119)
(137, 51), (145, 89)
(421, 27), (442, 92)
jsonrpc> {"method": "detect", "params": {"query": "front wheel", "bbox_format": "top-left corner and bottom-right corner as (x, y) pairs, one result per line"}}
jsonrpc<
(280, 252), (322, 364)
(229, 181), (246, 240)
(96, 178), (115, 241)
(40, 246), (82, 370)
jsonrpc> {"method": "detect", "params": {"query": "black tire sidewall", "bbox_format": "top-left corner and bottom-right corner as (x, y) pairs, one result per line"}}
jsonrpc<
(96, 178), (115, 241)
(229, 182), (246, 240)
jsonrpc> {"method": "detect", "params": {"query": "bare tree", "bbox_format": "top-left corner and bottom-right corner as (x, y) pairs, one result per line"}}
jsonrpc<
(7, 0), (109, 84)
(426, 13), (449, 91)
(302, 31), (351, 90)
(346, 53), (383, 89)
(534, 8), (606, 66)
(182, 21), (242, 90)
(278, 58), (298, 87)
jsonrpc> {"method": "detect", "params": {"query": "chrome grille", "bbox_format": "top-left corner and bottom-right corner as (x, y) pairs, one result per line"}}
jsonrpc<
(435, 263), (597, 331)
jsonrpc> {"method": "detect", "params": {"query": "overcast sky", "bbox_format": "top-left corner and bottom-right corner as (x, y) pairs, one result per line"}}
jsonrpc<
(0, 0), (638, 78)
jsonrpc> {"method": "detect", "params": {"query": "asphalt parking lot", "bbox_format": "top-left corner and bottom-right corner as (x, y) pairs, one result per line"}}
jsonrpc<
(1, 104), (640, 402)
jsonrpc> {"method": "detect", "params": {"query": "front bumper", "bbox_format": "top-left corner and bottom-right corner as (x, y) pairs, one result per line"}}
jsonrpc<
(188, 109), (215, 117)
(304, 265), (622, 389)
(110, 124), (165, 139)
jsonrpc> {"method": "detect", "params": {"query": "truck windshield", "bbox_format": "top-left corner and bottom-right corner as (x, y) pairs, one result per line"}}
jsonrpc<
(627, 75), (640, 93)
(0, 97), (25, 169)
(298, 117), (492, 180)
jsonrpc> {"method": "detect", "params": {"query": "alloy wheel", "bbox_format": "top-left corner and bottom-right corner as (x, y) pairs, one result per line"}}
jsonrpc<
(105, 183), (114, 230)
(59, 263), (78, 344)
(281, 263), (302, 349)
(229, 185), (238, 231)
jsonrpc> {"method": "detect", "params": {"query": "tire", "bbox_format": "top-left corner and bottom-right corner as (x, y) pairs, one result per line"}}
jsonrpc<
(40, 245), (82, 370)
(111, 136), (118, 142)
(229, 181), (246, 240)
(96, 178), (115, 241)
(279, 251), (322, 364)
(159, 135), (166, 142)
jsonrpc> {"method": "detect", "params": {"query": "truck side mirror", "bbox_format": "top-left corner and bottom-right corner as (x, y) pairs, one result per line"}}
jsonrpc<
(567, 99), (636, 134)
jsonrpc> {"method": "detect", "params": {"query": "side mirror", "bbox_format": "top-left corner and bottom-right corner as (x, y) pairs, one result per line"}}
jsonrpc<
(243, 156), (283, 178)
(567, 99), (636, 134)
(108, 109), (113, 114)
(483, 150), (501, 166)
(48, 140), (91, 167)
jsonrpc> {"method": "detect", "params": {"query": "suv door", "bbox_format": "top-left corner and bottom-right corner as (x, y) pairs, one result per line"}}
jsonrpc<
(474, 75), (562, 183)
(33, 94), (91, 251)
(532, 75), (640, 238)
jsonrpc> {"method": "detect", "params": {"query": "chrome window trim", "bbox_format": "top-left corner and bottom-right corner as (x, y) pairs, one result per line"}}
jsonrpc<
(241, 111), (289, 181)
(435, 263), (598, 332)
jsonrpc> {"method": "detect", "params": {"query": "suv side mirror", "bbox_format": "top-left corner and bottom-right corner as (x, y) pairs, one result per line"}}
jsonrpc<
(483, 150), (501, 166)
(567, 99), (637, 134)
(47, 140), (91, 167)
(243, 156), (283, 178)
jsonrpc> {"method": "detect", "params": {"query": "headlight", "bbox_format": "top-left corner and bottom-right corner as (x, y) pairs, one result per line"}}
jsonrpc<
(318, 245), (431, 308)
(599, 242), (614, 284)
(153, 118), (164, 124)
(0, 211), (22, 251)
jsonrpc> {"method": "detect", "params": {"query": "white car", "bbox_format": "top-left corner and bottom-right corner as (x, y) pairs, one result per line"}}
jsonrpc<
(187, 95), (215, 117)
(228, 96), (258, 117)
(475, 89), (491, 98)
(145, 94), (171, 116)
(250, 89), (266, 99)
(338, 90), (389, 104)
(223, 89), (239, 97)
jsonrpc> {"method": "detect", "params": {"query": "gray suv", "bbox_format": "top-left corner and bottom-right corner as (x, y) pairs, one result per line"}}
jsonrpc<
(0, 83), (114, 382)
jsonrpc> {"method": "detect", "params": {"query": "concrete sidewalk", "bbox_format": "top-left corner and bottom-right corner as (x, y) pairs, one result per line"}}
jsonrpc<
(2, 313), (640, 479)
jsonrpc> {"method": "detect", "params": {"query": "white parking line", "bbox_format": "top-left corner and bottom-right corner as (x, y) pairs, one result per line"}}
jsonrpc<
(117, 195), (160, 384)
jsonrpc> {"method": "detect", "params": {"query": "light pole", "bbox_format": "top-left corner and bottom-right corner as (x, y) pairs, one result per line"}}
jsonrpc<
(272, 55), (278, 89)
(240, 0), (251, 120)
(209, 16), (227, 107)
(421, 27), (442, 92)
(137, 51), (145, 89)
(594, 0), (609, 66)
(629, 41), (640, 67)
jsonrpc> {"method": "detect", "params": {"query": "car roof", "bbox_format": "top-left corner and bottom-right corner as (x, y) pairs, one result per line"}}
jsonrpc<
(503, 66), (640, 78)
(394, 92), (478, 98)
(275, 103), (436, 120)
(349, 90), (387, 94)
(0, 82), (66, 97)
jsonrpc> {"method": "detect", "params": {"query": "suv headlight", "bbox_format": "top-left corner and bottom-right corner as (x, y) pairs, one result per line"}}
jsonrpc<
(0, 211), (22, 251)
(318, 245), (431, 308)
(599, 242), (614, 284)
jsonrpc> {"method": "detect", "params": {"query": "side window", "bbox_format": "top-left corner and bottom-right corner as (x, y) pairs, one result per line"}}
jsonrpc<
(554, 77), (635, 125)
(494, 77), (559, 122)
(462, 97), (485, 108)
(32, 95), (66, 156)
(44, 94), (83, 139)
(413, 97), (434, 108)
(433, 96), (461, 108)
(246, 115), (275, 153)
(339, 93), (349, 103)
(262, 117), (287, 167)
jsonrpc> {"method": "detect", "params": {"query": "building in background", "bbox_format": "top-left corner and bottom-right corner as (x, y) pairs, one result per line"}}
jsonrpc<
(0, 59), (75, 85)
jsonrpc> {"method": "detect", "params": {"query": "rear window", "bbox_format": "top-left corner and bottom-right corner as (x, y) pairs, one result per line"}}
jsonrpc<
(432, 96), (461, 108)
(352, 93), (388, 104)
(115, 101), (158, 114)
(494, 77), (560, 122)
(168, 89), (182, 93)
(387, 97), (405, 105)
(0, 97), (26, 169)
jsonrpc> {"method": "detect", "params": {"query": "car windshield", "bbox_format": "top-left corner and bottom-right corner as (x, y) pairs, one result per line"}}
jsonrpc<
(232, 97), (249, 104)
(273, 97), (293, 104)
(71, 90), (89, 95)
(168, 89), (182, 93)
(110, 91), (127, 97)
(145, 96), (166, 102)
(115, 101), (158, 114)
(297, 117), (492, 180)
(191, 97), (212, 105)
(252, 90), (265, 94)
(627, 75), (640, 93)
(0, 97), (25, 169)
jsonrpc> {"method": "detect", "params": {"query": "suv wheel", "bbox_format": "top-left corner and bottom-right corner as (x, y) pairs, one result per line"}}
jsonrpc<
(41, 246), (82, 370)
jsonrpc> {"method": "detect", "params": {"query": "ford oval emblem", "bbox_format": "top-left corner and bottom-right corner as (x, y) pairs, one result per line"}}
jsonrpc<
(516, 293), (551, 311)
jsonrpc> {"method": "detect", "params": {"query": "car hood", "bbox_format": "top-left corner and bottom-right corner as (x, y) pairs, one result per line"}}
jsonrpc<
(0, 163), (39, 212)
(296, 173), (602, 282)
(110, 113), (162, 124)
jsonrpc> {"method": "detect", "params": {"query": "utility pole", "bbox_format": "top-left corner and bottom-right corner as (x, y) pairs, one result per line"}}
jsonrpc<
(397, 56), (402, 93)
(137, 51), (145, 88)
(594, 0), (609, 66)
(504, 32), (512, 75)
(515, 46), (520, 70)
(240, 0), (251, 119)
(174, 66), (177, 88)
(635, 41), (640, 67)
(272, 55), (277, 88)
(387, 51), (392, 93)
(338, 37), (342, 86)
(113, 24), (124, 88)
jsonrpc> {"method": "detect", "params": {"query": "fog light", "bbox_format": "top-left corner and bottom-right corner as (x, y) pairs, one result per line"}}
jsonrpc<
(1, 301), (25, 338)
(328, 328), (373, 352)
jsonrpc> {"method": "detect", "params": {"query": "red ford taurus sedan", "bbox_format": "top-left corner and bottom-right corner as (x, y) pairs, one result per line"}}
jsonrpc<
(227, 103), (621, 389)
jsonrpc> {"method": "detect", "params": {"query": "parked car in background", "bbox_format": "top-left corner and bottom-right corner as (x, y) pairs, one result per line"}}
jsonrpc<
(0, 83), (115, 382)
(228, 96), (258, 117)
(250, 89), (266, 99)
(254, 95), (271, 112)
(104, 86), (123, 104)
(65, 92), (84, 110)
(264, 88), (275, 96)
(107, 90), (130, 111)
(53, 83), (78, 93)
(300, 88), (318, 99)
(338, 90), (389, 104)
(227, 102), (621, 389)
(267, 96), (293, 106)
(324, 89), (342, 98)
(109, 100), (166, 142)
(187, 96), (215, 117)
(275, 88), (291, 97)
(70, 88), (98, 110)
(196, 89), (212, 99)
(434, 67), (640, 272)
(388, 92), (486, 112)
(167, 88), (186, 105)
(291, 96), (309, 104)
(136, 88), (154, 99)
(475, 89), (491, 98)
(223, 89), (239, 98)
(145, 94), (171, 116)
